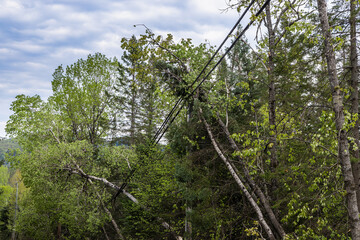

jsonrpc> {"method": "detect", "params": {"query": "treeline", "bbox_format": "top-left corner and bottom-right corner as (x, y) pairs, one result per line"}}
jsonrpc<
(0, 139), (19, 164)
(0, 0), (359, 239)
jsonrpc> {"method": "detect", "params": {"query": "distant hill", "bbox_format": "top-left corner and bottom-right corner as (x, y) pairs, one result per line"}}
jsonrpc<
(0, 139), (20, 162)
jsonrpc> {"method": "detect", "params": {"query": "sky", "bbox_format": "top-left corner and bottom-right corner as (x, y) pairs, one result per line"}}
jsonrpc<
(0, 0), (255, 138)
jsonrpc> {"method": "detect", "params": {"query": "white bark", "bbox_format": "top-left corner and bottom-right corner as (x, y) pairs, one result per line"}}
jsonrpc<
(199, 108), (275, 240)
(217, 113), (286, 238)
(66, 168), (182, 240)
(317, 0), (360, 238)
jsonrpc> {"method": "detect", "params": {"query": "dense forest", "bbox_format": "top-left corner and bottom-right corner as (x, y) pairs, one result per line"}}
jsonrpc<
(1, 0), (360, 239)
(0, 139), (19, 164)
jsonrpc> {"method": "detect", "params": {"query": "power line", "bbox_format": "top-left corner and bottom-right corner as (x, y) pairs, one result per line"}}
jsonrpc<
(152, 0), (258, 143)
(154, 0), (270, 145)
(113, 0), (270, 201)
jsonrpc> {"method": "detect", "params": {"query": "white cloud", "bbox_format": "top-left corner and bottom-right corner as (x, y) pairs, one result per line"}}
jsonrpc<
(1, 0), (23, 9)
(20, 26), (80, 43)
(7, 88), (37, 95)
(49, 47), (91, 59)
(7, 41), (46, 53)
(0, 83), (12, 90)
(0, 0), (250, 137)
(0, 48), (18, 59)
(0, 71), (52, 98)
(24, 61), (48, 69)
(188, 0), (232, 15)
(0, 0), (41, 22)
(2, 79), (52, 97)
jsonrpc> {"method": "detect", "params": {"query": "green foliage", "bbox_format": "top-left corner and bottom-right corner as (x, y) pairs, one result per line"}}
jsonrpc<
(0, 139), (19, 163)
(4, 1), (360, 237)
(0, 165), (13, 239)
(6, 94), (50, 151)
(119, 143), (182, 239)
(7, 141), (137, 239)
(51, 53), (119, 144)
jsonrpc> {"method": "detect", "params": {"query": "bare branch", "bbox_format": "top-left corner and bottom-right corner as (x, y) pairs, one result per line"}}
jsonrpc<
(64, 167), (181, 240)
(136, 24), (188, 72)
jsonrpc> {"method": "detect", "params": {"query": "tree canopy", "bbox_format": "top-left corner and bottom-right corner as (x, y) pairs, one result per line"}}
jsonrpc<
(2, 0), (360, 239)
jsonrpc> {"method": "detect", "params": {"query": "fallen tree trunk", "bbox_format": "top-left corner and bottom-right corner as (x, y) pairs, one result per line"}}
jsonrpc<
(199, 107), (276, 240)
(65, 167), (183, 240)
(216, 113), (285, 238)
(51, 130), (182, 240)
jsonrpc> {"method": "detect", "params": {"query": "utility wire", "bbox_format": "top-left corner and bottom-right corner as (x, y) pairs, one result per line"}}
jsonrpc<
(113, 0), (270, 202)
(152, 0), (257, 143)
(154, 0), (270, 145)
(152, 98), (183, 142)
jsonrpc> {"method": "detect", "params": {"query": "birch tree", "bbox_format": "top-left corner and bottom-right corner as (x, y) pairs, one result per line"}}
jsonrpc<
(317, 0), (360, 237)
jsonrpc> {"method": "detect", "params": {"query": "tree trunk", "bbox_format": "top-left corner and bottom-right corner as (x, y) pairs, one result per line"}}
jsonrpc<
(317, 0), (360, 238)
(66, 167), (183, 240)
(102, 226), (111, 240)
(349, 0), (360, 209)
(50, 129), (183, 240)
(57, 223), (62, 240)
(199, 108), (276, 240)
(98, 192), (126, 240)
(185, 103), (193, 240)
(130, 82), (137, 145)
(265, 4), (278, 171)
(217, 114), (286, 238)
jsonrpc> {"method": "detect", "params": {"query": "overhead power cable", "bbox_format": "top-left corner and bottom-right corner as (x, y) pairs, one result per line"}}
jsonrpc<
(113, 0), (270, 202)
(152, 0), (258, 143)
(154, 0), (270, 145)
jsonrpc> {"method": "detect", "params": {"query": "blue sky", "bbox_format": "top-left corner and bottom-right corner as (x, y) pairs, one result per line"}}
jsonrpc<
(0, 0), (255, 137)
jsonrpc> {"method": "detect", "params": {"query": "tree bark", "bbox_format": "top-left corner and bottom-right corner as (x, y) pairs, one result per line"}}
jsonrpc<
(102, 226), (111, 240)
(57, 223), (62, 240)
(317, 0), (360, 238)
(265, 4), (278, 171)
(98, 192), (126, 240)
(66, 167), (183, 240)
(199, 108), (276, 240)
(185, 103), (193, 240)
(130, 70), (137, 145)
(217, 114), (286, 238)
(50, 123), (182, 239)
(81, 172), (126, 240)
(349, 0), (360, 209)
